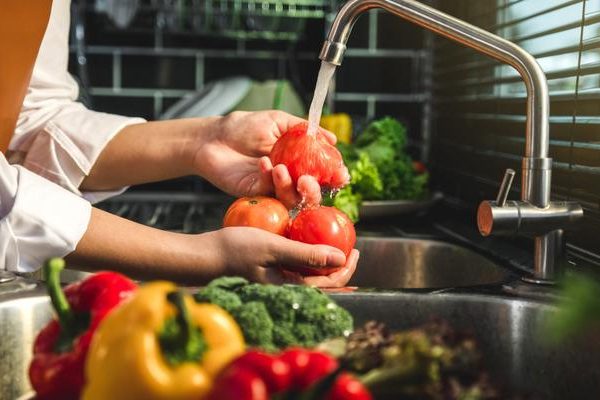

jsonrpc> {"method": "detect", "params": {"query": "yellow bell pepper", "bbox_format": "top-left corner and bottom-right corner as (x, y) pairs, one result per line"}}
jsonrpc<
(82, 282), (245, 400)
(320, 113), (353, 144)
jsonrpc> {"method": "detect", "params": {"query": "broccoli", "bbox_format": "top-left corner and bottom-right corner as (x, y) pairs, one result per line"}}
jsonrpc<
(193, 278), (354, 351)
(294, 322), (318, 347)
(314, 303), (355, 339)
(273, 323), (298, 348)
(238, 284), (297, 323)
(194, 286), (242, 312)
(206, 276), (249, 290)
(233, 301), (274, 350)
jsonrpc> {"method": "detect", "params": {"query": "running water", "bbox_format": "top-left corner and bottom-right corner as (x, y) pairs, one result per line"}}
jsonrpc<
(307, 61), (337, 136)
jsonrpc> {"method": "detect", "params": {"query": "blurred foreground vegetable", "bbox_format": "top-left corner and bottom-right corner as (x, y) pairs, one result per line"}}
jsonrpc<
(206, 348), (371, 400)
(547, 274), (600, 343)
(29, 259), (136, 400)
(194, 277), (353, 351)
(319, 321), (498, 400)
(82, 282), (245, 400)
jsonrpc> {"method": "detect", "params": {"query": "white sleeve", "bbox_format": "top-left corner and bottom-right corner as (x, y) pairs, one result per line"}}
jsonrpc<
(0, 154), (91, 273)
(10, 0), (145, 204)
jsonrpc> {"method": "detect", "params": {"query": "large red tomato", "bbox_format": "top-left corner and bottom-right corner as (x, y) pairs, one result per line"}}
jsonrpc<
(223, 196), (290, 236)
(269, 123), (348, 190)
(286, 206), (356, 276)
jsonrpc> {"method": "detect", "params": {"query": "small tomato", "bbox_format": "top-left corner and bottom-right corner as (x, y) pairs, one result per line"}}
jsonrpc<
(286, 206), (356, 276)
(223, 196), (290, 236)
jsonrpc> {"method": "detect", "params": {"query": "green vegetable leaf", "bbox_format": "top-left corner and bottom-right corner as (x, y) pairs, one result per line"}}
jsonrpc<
(350, 152), (383, 200)
(547, 274), (600, 343)
(355, 116), (407, 151)
(324, 186), (361, 223)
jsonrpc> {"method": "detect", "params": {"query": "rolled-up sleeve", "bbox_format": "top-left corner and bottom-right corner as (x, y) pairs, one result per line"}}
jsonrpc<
(9, 0), (145, 204)
(0, 154), (91, 273)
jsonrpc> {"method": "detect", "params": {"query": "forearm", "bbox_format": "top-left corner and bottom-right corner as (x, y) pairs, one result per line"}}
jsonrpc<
(80, 117), (220, 191)
(65, 208), (225, 284)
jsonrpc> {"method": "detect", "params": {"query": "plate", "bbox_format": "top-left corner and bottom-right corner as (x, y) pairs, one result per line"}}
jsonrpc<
(359, 192), (443, 219)
(160, 76), (252, 120)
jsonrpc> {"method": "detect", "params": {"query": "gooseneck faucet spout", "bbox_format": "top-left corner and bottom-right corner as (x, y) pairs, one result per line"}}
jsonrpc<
(320, 0), (583, 283)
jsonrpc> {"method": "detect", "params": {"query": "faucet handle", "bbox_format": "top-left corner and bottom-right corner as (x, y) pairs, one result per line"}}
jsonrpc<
(496, 169), (515, 207)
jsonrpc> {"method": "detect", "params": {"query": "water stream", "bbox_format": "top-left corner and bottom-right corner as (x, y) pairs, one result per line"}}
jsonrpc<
(306, 61), (337, 136)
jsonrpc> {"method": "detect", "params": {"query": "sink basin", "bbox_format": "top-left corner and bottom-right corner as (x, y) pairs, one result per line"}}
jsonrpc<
(2, 279), (599, 399)
(330, 291), (600, 399)
(350, 237), (513, 289)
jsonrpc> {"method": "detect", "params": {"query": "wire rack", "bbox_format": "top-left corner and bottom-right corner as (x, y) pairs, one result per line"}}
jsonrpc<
(96, 192), (232, 233)
(94, 0), (331, 41)
(164, 0), (329, 39)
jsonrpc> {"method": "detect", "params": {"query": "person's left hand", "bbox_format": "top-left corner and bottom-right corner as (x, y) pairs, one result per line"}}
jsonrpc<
(194, 110), (344, 208)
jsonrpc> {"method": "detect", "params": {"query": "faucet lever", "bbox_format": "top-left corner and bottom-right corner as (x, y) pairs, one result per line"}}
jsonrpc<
(496, 169), (515, 207)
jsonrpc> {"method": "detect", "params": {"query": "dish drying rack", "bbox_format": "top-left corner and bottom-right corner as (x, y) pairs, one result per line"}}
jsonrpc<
(163, 0), (330, 40)
(92, 0), (332, 42)
(96, 192), (232, 233)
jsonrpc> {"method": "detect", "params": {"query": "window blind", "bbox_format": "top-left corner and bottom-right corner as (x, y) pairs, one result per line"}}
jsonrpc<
(431, 0), (600, 261)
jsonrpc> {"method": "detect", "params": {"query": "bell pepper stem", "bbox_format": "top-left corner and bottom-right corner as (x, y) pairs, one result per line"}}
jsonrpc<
(43, 258), (75, 335)
(166, 291), (194, 350)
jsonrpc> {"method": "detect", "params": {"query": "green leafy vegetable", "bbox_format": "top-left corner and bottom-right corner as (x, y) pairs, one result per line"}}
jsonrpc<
(547, 274), (600, 343)
(193, 277), (354, 351)
(324, 186), (361, 223)
(355, 117), (407, 151)
(350, 152), (383, 200)
(331, 117), (429, 220)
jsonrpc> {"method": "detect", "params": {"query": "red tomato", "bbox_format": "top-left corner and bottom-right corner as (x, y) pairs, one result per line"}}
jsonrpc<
(325, 373), (373, 400)
(279, 348), (339, 390)
(286, 206), (356, 276)
(229, 351), (292, 394)
(205, 365), (268, 400)
(223, 196), (290, 236)
(269, 122), (348, 190)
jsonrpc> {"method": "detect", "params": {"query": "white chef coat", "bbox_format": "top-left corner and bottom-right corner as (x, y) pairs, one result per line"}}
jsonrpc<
(1, 0), (145, 273)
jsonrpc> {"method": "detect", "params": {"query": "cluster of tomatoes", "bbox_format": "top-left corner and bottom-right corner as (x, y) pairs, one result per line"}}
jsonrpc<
(223, 123), (356, 276)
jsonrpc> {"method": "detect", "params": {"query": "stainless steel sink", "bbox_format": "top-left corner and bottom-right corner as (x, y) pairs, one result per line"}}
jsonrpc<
(330, 291), (600, 399)
(351, 237), (513, 289)
(2, 278), (599, 399)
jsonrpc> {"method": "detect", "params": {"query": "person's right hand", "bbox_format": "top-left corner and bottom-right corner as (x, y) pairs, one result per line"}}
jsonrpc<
(203, 226), (359, 287)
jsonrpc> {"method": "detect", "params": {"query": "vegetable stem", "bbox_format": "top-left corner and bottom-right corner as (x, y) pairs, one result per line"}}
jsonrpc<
(166, 291), (195, 350)
(43, 258), (75, 336)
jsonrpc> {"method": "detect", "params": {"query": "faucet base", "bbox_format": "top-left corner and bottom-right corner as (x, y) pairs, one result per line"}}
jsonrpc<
(521, 276), (557, 286)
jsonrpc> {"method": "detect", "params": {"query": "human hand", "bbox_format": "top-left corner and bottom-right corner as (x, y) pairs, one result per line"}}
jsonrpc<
(204, 226), (359, 287)
(194, 110), (348, 208)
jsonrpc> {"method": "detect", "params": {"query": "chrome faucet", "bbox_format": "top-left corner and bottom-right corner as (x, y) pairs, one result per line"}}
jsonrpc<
(319, 0), (583, 284)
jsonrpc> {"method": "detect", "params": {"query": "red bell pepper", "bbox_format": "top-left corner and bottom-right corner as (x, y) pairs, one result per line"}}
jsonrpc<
(28, 258), (137, 400)
(207, 348), (372, 400)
